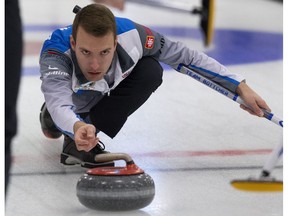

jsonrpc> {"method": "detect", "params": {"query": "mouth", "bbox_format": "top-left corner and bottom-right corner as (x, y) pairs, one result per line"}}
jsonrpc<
(86, 71), (104, 81)
(87, 71), (102, 77)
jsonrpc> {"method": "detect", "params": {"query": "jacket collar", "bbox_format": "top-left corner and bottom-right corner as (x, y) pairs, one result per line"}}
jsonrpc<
(71, 50), (89, 84)
(116, 43), (135, 72)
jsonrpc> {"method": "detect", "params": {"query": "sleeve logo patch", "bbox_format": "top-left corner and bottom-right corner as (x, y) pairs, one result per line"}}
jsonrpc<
(145, 36), (155, 49)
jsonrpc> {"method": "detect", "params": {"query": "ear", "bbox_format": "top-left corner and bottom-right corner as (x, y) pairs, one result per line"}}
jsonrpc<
(114, 36), (118, 48)
(70, 35), (76, 51)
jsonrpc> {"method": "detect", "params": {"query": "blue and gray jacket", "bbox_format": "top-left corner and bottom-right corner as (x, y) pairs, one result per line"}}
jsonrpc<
(39, 17), (244, 138)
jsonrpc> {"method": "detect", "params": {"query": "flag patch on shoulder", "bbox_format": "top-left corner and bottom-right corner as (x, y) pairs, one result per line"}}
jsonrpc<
(145, 36), (155, 49)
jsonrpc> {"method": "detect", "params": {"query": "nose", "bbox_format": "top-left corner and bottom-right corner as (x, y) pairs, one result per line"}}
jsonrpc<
(90, 56), (100, 70)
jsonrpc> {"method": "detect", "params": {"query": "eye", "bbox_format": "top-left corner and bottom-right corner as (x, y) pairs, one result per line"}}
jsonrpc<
(100, 49), (110, 56)
(81, 49), (90, 55)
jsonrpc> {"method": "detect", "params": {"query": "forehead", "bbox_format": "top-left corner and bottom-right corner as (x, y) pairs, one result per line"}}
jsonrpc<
(75, 26), (115, 48)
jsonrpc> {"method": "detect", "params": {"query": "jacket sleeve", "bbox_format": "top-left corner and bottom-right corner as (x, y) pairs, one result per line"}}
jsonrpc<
(39, 50), (82, 138)
(133, 22), (245, 93)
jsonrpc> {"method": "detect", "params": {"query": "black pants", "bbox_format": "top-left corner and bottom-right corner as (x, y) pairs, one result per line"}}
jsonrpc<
(5, 0), (23, 192)
(87, 57), (163, 138)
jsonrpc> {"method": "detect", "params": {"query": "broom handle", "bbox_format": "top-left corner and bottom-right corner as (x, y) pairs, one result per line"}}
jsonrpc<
(261, 142), (283, 177)
(179, 65), (283, 127)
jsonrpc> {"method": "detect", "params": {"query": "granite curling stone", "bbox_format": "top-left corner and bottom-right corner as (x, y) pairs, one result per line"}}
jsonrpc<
(76, 153), (155, 211)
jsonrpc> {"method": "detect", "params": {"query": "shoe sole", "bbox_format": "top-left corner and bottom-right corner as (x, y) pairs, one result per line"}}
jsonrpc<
(40, 103), (62, 139)
(60, 153), (114, 168)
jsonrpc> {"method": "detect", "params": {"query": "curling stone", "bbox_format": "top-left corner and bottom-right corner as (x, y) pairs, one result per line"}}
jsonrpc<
(76, 153), (155, 211)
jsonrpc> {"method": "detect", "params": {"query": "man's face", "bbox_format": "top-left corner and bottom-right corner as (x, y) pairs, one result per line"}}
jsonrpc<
(70, 26), (117, 82)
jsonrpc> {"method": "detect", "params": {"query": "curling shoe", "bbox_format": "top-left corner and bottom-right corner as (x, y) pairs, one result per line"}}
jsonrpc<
(40, 102), (62, 139)
(60, 135), (114, 168)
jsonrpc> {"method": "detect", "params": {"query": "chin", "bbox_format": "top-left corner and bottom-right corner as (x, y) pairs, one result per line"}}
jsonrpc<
(89, 76), (103, 82)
